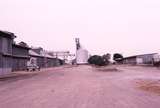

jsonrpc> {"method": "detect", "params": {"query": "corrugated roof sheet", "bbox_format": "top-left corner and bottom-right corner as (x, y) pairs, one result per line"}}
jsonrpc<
(0, 30), (16, 38)
(13, 43), (30, 49)
(123, 53), (158, 59)
(29, 50), (42, 57)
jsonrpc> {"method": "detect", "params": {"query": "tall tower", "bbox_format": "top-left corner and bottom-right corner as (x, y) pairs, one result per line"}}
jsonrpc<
(75, 38), (80, 50)
(75, 38), (89, 64)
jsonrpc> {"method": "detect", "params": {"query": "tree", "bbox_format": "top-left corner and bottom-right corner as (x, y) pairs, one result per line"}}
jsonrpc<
(88, 55), (108, 66)
(102, 53), (111, 65)
(113, 53), (123, 63)
(88, 55), (100, 64)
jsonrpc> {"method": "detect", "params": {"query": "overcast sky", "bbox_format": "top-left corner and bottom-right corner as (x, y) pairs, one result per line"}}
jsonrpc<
(1, 0), (160, 56)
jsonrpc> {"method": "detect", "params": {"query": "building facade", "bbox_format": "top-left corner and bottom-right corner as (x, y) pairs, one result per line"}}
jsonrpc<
(0, 31), (15, 76)
(12, 43), (30, 71)
(29, 48), (63, 69)
(0, 30), (65, 76)
(29, 50), (45, 68)
(123, 53), (157, 65)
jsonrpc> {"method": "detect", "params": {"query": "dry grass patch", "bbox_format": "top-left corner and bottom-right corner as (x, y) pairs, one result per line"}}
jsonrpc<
(94, 66), (121, 72)
(136, 79), (160, 95)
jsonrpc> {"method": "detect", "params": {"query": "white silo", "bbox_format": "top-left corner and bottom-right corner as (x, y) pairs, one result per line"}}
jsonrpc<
(76, 48), (89, 64)
(75, 38), (89, 64)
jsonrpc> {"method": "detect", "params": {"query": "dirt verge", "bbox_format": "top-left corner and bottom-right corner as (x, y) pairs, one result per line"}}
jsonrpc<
(93, 66), (121, 72)
(135, 79), (160, 95)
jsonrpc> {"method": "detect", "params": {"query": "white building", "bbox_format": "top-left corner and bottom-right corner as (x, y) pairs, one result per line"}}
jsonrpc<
(75, 38), (89, 64)
(76, 48), (89, 64)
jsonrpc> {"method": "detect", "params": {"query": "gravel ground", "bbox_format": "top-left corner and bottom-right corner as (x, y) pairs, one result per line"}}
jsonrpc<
(0, 65), (160, 108)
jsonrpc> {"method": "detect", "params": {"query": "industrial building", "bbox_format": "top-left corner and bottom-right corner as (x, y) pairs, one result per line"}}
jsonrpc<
(0, 30), (65, 76)
(0, 31), (16, 76)
(123, 53), (157, 65)
(12, 42), (30, 71)
(75, 38), (89, 64)
(44, 52), (60, 67)
(29, 49), (45, 68)
(48, 51), (74, 64)
(29, 48), (63, 69)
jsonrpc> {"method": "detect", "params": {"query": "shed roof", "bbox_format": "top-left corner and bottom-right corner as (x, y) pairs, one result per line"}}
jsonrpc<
(13, 43), (30, 50)
(45, 53), (54, 58)
(29, 50), (43, 57)
(123, 53), (158, 60)
(12, 55), (30, 59)
(0, 30), (16, 39)
(39, 50), (54, 58)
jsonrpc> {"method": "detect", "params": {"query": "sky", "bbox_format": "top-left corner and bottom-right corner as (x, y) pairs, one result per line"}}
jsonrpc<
(0, 0), (160, 57)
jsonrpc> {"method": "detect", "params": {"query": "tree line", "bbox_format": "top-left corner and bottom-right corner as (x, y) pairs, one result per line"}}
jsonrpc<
(88, 53), (123, 66)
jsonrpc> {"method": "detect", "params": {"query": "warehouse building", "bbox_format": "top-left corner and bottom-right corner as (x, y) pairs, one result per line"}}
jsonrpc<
(12, 42), (30, 71)
(29, 49), (45, 68)
(123, 53), (157, 65)
(0, 31), (16, 76)
(29, 48), (63, 69)
(0, 30), (65, 76)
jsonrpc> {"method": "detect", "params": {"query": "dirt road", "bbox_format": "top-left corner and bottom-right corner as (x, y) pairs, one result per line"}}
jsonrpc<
(0, 65), (160, 108)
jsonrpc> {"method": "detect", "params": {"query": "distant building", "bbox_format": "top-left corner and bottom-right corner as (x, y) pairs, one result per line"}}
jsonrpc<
(29, 49), (45, 68)
(44, 52), (58, 67)
(0, 31), (16, 76)
(48, 51), (74, 64)
(29, 48), (46, 68)
(12, 42), (30, 71)
(123, 53), (157, 65)
(29, 48), (63, 68)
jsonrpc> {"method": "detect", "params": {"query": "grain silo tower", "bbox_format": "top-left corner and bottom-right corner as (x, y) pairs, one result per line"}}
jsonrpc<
(75, 38), (89, 64)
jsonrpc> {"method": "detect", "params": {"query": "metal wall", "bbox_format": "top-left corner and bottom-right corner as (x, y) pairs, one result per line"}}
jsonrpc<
(0, 37), (2, 51)
(29, 55), (62, 68)
(0, 53), (2, 68)
(0, 56), (12, 75)
(123, 57), (137, 65)
(138, 54), (154, 64)
(46, 58), (60, 67)
(0, 37), (12, 54)
(12, 57), (28, 71)
(0, 36), (13, 76)
(12, 45), (30, 71)
(12, 45), (28, 56)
